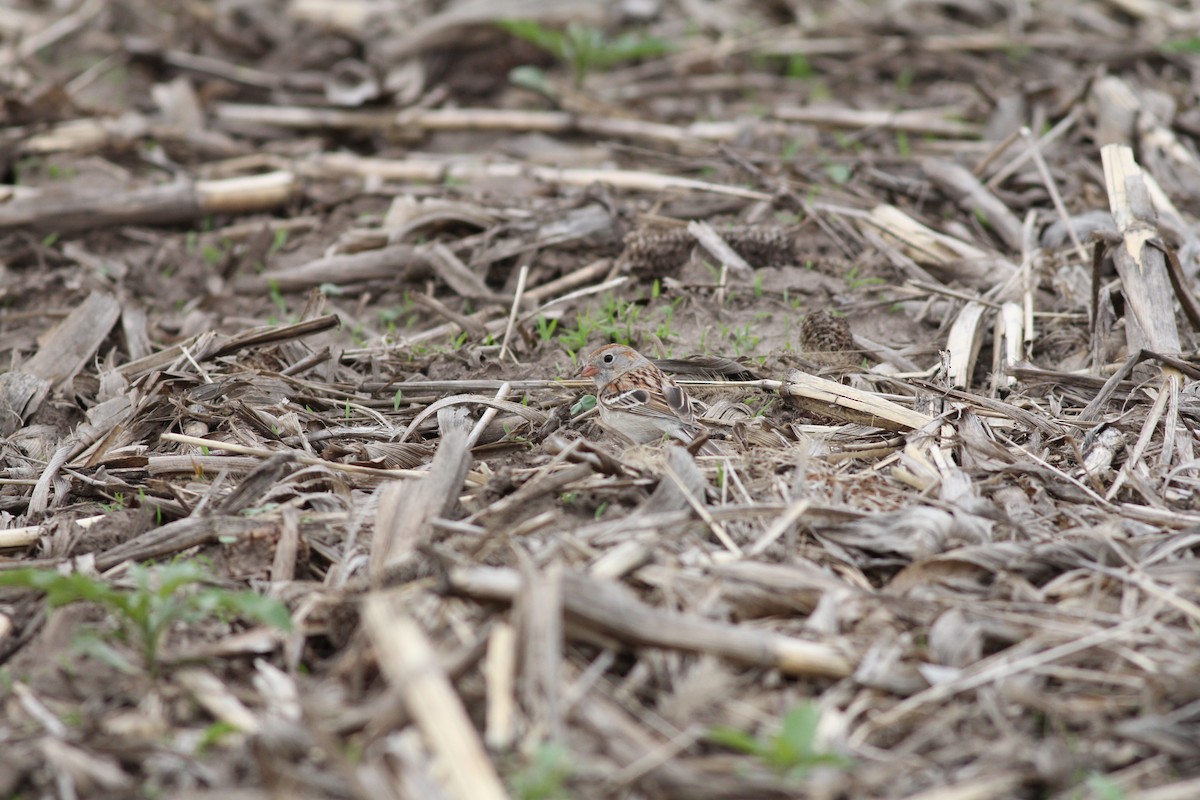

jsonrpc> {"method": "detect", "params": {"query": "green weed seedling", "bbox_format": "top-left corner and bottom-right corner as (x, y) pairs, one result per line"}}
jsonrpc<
(509, 741), (573, 800)
(498, 19), (671, 88)
(509, 64), (557, 97)
(556, 297), (650, 357)
(708, 703), (851, 781)
(786, 53), (815, 79)
(745, 396), (776, 418)
(0, 561), (292, 677)
(98, 491), (126, 513)
(137, 488), (164, 526)
(1079, 772), (1126, 800)
(535, 315), (559, 342)
(1161, 37), (1200, 53)
(654, 305), (676, 341)
(726, 322), (760, 357)
(845, 266), (885, 291)
(201, 242), (225, 267)
(267, 278), (288, 317)
(823, 162), (852, 185)
(195, 721), (241, 755)
(46, 161), (75, 180)
(600, 297), (640, 344)
(570, 394), (597, 417)
(269, 228), (289, 256)
(557, 309), (599, 359)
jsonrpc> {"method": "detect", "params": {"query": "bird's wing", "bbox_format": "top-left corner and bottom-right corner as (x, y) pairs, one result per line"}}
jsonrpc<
(599, 377), (695, 424)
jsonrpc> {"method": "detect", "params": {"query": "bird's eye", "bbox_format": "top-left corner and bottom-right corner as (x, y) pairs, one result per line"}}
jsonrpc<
(603, 353), (614, 364)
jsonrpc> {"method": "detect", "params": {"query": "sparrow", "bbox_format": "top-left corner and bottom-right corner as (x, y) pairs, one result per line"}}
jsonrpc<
(580, 344), (722, 455)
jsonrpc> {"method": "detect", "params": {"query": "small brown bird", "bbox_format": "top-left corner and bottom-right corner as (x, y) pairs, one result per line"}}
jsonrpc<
(580, 344), (722, 455)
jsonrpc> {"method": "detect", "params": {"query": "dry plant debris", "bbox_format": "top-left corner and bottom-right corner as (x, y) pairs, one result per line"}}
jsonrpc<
(4, 1), (1200, 798)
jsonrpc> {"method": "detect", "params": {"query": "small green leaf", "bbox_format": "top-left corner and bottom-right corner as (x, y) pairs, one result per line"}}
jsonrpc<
(708, 703), (851, 780)
(509, 742), (573, 800)
(201, 243), (224, 266)
(823, 163), (852, 184)
(73, 632), (141, 675)
(570, 394), (597, 416)
(1160, 37), (1200, 54)
(196, 721), (242, 754)
(786, 54), (814, 78)
(509, 65), (555, 96)
(0, 563), (292, 676)
(708, 726), (764, 756)
(215, 590), (294, 632)
(1085, 773), (1127, 800)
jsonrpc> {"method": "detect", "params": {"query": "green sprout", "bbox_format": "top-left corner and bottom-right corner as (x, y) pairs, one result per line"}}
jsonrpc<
(845, 266), (885, 290)
(509, 742), (573, 800)
(1161, 37), (1200, 53)
(708, 704), (851, 781)
(201, 241), (227, 267)
(498, 19), (671, 87)
(570, 395), (597, 416)
(267, 279), (288, 316)
(0, 562), (292, 677)
(1082, 772), (1126, 800)
(269, 228), (289, 255)
(786, 54), (814, 78)
(535, 315), (560, 342)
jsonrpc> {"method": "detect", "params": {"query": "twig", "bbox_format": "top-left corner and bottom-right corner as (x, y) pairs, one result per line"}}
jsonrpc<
(983, 107), (1079, 189)
(305, 153), (773, 201)
(0, 172), (297, 233)
(466, 383), (512, 451)
(447, 567), (852, 678)
(363, 594), (508, 800)
(1024, 126), (1087, 262)
(13, 0), (105, 61)
(663, 462), (742, 557)
(159, 433), (426, 479)
(744, 499), (810, 557)
(499, 264), (529, 363)
(850, 618), (1145, 745)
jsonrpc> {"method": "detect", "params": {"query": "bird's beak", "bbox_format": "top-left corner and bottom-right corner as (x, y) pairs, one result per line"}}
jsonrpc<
(580, 363), (598, 379)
